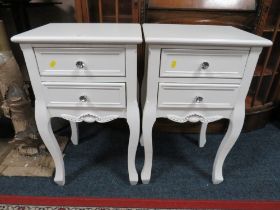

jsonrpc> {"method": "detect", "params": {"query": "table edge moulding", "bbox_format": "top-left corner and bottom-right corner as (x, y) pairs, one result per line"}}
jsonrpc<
(11, 23), (142, 186)
(140, 24), (272, 185)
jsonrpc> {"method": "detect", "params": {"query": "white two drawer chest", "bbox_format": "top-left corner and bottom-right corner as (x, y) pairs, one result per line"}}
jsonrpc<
(140, 24), (272, 184)
(12, 23), (142, 185)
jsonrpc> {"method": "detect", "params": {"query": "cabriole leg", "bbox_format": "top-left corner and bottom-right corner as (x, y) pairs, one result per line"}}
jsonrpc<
(70, 121), (78, 145)
(141, 102), (156, 184)
(35, 101), (65, 185)
(212, 103), (245, 184)
(127, 102), (140, 185)
(199, 122), (208, 148)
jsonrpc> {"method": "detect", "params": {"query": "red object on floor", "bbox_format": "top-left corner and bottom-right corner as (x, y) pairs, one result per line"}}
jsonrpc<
(0, 195), (280, 209)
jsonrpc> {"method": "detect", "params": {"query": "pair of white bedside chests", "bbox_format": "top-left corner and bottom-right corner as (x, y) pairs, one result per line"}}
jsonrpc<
(11, 23), (272, 185)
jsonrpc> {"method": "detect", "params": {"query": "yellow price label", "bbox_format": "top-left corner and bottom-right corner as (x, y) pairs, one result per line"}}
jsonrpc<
(49, 60), (57, 68)
(171, 60), (177, 68)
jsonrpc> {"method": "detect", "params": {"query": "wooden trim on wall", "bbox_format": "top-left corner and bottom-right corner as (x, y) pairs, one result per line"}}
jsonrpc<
(254, 0), (272, 35)
(74, 0), (90, 23)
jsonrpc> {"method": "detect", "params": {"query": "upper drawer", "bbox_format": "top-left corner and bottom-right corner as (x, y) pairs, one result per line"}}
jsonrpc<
(34, 48), (125, 77)
(158, 83), (240, 109)
(160, 48), (249, 78)
(42, 82), (126, 108)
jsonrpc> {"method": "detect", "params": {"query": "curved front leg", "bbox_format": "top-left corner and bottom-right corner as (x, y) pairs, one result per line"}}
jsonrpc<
(35, 101), (65, 185)
(199, 122), (208, 148)
(127, 102), (140, 185)
(141, 102), (156, 184)
(212, 102), (245, 184)
(70, 121), (79, 145)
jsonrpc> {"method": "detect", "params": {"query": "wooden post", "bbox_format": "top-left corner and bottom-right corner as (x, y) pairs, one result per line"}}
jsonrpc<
(75, 0), (90, 23)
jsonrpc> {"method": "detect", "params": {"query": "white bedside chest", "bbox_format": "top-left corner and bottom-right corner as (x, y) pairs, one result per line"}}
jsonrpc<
(141, 24), (272, 184)
(11, 23), (142, 185)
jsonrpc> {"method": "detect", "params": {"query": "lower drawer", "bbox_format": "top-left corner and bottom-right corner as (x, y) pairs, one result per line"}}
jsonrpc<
(158, 83), (240, 109)
(42, 82), (126, 108)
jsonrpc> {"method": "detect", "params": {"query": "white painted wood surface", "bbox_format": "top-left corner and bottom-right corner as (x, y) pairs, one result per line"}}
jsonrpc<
(35, 100), (65, 185)
(70, 122), (78, 145)
(141, 24), (272, 184)
(143, 24), (272, 46)
(199, 122), (208, 148)
(160, 49), (249, 78)
(157, 83), (240, 109)
(11, 23), (142, 44)
(42, 82), (126, 108)
(11, 23), (142, 185)
(35, 47), (126, 76)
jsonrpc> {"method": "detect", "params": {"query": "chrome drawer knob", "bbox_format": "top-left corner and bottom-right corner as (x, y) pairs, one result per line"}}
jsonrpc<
(76, 61), (85, 69)
(201, 62), (209, 70)
(195, 96), (203, 103)
(79, 95), (88, 102)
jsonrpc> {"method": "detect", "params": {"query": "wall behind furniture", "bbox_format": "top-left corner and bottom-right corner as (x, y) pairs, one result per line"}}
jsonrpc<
(27, 0), (75, 27)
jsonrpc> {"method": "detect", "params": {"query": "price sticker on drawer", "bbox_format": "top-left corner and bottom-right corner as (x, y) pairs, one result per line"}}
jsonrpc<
(49, 60), (57, 68)
(170, 60), (177, 69)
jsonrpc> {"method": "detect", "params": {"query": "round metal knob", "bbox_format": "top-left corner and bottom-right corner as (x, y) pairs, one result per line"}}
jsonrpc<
(79, 95), (88, 102)
(76, 61), (85, 69)
(201, 62), (209, 70)
(195, 96), (203, 103)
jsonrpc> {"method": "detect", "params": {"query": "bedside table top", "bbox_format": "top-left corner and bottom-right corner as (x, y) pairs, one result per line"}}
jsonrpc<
(11, 23), (142, 44)
(143, 24), (272, 47)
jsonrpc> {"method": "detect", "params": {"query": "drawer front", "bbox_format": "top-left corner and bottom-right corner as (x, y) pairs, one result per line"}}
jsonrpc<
(160, 49), (249, 78)
(35, 48), (125, 77)
(42, 82), (126, 108)
(158, 83), (240, 109)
